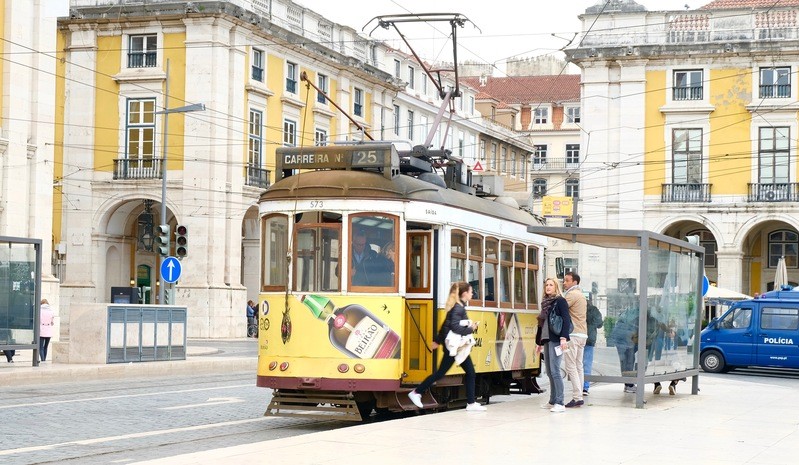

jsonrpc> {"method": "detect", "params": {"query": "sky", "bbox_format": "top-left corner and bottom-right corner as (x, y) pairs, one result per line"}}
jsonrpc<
(296, 0), (699, 67)
(46, 0), (699, 65)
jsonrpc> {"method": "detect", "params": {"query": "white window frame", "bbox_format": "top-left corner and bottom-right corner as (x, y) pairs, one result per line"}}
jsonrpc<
(566, 106), (581, 124)
(317, 73), (328, 104)
(251, 48), (264, 82)
(315, 128), (328, 146)
(128, 34), (157, 68)
(283, 119), (297, 147)
(353, 88), (364, 117)
(286, 61), (298, 94)
(248, 109), (263, 167)
(533, 107), (548, 125)
(126, 98), (156, 159)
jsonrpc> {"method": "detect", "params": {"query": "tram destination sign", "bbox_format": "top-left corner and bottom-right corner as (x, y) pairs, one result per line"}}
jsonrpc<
(276, 144), (399, 181)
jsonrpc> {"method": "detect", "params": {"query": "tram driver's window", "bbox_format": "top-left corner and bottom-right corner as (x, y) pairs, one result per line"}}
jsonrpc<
(349, 214), (397, 290)
(293, 211), (341, 293)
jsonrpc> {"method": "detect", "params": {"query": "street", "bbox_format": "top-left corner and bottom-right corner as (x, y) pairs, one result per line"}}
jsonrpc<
(0, 372), (347, 465)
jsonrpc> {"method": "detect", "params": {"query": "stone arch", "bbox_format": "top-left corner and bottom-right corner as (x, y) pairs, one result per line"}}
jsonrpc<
(737, 217), (799, 294)
(241, 205), (260, 303)
(656, 215), (722, 284)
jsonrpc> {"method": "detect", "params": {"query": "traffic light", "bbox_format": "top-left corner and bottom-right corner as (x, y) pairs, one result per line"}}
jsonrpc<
(156, 224), (171, 257)
(175, 225), (188, 259)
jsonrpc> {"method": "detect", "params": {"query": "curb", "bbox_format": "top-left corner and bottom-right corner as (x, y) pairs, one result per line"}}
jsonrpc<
(0, 357), (257, 387)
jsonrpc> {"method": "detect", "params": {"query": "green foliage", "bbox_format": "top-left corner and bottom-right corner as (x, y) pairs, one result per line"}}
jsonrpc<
(603, 316), (617, 346)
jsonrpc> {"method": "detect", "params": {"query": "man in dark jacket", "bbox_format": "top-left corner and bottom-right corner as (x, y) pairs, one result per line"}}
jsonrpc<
(582, 302), (603, 395)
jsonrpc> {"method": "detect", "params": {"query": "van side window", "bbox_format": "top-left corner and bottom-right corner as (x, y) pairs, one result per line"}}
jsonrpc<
(719, 308), (751, 329)
(761, 307), (799, 330)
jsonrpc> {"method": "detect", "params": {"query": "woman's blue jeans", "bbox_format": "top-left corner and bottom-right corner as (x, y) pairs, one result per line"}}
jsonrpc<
(545, 340), (564, 405)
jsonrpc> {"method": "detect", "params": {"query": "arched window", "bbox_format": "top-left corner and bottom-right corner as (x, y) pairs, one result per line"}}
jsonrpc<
(566, 178), (580, 198)
(687, 229), (717, 268)
(768, 230), (799, 268)
(532, 178), (547, 198)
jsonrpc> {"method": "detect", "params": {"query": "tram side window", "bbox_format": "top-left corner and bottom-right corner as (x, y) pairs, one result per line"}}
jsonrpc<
(451, 231), (466, 283)
(485, 238), (498, 305)
(514, 243), (525, 307)
(262, 215), (288, 290)
(349, 214), (398, 290)
(499, 241), (512, 306)
(468, 235), (483, 302)
(294, 226), (340, 292)
(527, 245), (539, 309)
(408, 233), (430, 292)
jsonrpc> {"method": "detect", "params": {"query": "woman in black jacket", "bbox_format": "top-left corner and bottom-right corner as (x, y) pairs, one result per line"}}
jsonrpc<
(535, 277), (571, 413)
(407, 281), (486, 412)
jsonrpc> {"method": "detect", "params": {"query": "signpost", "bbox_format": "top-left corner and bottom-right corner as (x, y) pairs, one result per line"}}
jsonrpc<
(161, 256), (182, 284)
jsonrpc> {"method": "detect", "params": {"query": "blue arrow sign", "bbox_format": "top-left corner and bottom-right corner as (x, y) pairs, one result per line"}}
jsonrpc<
(161, 256), (182, 284)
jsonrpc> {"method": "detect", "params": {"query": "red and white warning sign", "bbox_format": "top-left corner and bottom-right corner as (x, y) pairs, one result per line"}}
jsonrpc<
(472, 160), (484, 172)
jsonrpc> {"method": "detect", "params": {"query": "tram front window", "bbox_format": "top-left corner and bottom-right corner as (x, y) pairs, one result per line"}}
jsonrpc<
(350, 214), (398, 290)
(295, 226), (340, 292)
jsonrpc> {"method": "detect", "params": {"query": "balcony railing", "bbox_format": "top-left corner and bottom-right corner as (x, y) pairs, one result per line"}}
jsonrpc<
(673, 86), (703, 101)
(661, 183), (712, 202)
(246, 165), (271, 189)
(127, 52), (156, 68)
(251, 66), (264, 82)
(748, 183), (799, 202)
(759, 84), (791, 99)
(532, 159), (567, 172)
(114, 158), (163, 180)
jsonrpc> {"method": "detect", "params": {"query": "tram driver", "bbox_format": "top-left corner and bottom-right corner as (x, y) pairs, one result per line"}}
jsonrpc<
(351, 230), (395, 287)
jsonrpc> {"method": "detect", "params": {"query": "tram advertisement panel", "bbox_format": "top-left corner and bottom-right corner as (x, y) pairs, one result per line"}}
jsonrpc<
(436, 309), (539, 373)
(260, 294), (403, 361)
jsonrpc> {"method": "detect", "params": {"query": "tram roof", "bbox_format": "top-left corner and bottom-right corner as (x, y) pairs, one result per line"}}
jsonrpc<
(261, 170), (538, 226)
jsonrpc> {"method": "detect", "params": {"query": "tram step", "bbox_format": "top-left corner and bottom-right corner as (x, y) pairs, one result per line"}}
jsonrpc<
(265, 391), (362, 422)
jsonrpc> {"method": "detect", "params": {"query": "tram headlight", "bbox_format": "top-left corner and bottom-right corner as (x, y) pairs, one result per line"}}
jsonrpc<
(268, 361), (278, 371)
(337, 363), (350, 373)
(353, 364), (365, 374)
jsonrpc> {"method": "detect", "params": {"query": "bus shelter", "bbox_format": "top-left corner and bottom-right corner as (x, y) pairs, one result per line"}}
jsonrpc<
(0, 237), (43, 367)
(528, 227), (704, 407)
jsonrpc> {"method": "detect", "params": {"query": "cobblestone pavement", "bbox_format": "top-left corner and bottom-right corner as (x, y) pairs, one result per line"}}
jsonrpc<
(0, 372), (348, 465)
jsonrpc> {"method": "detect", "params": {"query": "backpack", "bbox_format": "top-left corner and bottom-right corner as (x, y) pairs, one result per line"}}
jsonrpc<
(549, 305), (573, 337)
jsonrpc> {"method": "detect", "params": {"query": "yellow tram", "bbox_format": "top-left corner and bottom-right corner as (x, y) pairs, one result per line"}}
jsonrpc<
(256, 143), (548, 420)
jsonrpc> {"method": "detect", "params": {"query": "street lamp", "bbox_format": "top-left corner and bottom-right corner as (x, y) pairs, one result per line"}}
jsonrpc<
(154, 59), (205, 304)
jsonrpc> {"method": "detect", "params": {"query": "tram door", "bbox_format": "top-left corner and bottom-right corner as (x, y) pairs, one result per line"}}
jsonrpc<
(403, 231), (434, 383)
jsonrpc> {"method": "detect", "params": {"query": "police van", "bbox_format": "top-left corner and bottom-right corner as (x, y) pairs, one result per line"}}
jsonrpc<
(700, 288), (799, 372)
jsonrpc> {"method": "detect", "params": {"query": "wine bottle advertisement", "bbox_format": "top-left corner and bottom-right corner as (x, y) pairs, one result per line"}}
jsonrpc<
(260, 294), (404, 362)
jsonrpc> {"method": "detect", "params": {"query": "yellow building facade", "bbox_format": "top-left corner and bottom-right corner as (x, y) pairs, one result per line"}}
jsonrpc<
(569, 0), (799, 300)
(55, 1), (399, 349)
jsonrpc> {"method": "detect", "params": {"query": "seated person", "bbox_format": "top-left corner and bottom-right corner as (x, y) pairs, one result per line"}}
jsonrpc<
(351, 230), (378, 286)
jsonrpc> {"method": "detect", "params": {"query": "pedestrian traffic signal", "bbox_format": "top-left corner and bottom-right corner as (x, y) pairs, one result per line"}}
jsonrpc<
(156, 224), (171, 257)
(175, 224), (188, 259)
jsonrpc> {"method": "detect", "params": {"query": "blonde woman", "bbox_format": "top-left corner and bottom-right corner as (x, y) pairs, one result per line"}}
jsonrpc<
(408, 281), (486, 412)
(535, 278), (572, 413)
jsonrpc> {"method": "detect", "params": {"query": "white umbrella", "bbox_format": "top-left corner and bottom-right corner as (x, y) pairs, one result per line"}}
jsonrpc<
(704, 285), (751, 300)
(774, 256), (789, 290)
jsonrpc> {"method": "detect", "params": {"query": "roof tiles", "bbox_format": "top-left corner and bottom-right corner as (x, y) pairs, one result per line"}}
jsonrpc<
(460, 74), (580, 105)
(701, 0), (799, 9)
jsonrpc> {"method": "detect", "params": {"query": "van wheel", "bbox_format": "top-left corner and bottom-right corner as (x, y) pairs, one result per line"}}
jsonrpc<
(700, 350), (726, 373)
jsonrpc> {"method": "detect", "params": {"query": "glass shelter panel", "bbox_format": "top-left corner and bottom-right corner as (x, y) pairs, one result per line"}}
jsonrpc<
(0, 242), (38, 346)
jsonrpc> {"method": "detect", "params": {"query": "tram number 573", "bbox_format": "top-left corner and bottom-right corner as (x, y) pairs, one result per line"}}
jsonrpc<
(309, 200), (324, 209)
